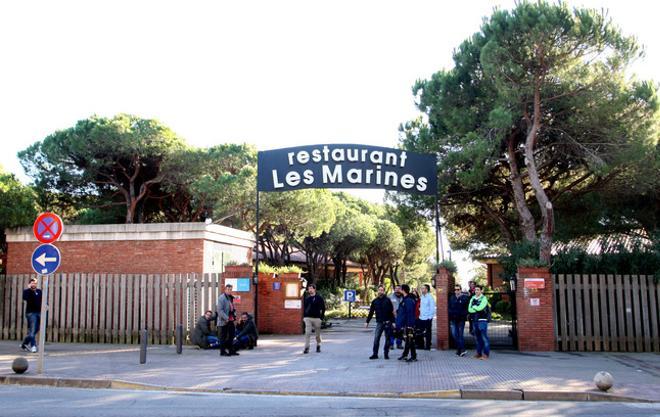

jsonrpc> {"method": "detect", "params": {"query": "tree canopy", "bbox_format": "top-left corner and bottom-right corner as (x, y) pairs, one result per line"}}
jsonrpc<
(400, 1), (659, 261)
(19, 114), (188, 224)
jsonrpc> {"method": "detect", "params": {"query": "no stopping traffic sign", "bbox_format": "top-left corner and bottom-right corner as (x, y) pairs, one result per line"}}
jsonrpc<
(33, 212), (64, 244)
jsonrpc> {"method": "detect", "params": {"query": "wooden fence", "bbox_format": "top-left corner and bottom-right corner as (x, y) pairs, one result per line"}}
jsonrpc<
(554, 274), (659, 352)
(0, 273), (225, 345)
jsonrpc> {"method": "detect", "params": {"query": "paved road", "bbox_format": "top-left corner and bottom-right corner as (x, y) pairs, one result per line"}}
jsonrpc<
(1, 386), (659, 417)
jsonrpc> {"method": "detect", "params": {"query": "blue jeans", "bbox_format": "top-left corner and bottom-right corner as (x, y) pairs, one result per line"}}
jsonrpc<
(450, 320), (465, 352)
(474, 320), (490, 356)
(372, 321), (392, 356)
(22, 313), (40, 348)
(206, 335), (220, 349)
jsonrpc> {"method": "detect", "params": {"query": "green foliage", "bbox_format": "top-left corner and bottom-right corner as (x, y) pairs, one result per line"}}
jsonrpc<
(255, 262), (302, 275)
(0, 168), (38, 271)
(0, 169), (38, 231)
(499, 240), (541, 280)
(493, 300), (511, 314)
(437, 260), (457, 273)
(19, 114), (188, 223)
(551, 237), (658, 280)
(399, 1), (659, 258)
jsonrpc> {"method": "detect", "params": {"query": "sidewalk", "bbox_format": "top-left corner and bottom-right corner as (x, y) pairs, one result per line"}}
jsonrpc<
(1, 319), (659, 402)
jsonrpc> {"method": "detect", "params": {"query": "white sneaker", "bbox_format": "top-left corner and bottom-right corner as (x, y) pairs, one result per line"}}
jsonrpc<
(30, 346), (37, 353)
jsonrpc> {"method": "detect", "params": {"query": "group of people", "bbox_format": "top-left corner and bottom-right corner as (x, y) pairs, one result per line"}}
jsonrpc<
(19, 277), (490, 361)
(449, 281), (491, 359)
(364, 283), (436, 362)
(192, 283), (258, 356)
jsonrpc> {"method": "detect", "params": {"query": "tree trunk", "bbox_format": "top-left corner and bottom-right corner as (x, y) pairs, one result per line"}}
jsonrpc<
(507, 134), (536, 242)
(525, 72), (553, 264)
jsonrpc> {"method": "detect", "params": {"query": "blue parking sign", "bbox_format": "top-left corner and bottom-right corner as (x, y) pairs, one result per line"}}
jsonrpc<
(31, 244), (61, 275)
(343, 289), (356, 302)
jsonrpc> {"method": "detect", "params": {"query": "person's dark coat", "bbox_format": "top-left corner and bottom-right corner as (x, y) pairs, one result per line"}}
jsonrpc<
(367, 295), (394, 323)
(235, 315), (258, 345)
(191, 315), (213, 348)
(304, 294), (325, 319)
(396, 295), (417, 329)
(366, 295), (394, 324)
(448, 293), (470, 322)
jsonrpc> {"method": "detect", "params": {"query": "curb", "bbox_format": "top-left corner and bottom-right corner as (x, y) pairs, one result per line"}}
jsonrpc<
(0, 375), (654, 403)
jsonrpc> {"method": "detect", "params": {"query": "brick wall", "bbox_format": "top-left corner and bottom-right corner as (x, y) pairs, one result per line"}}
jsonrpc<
(6, 240), (204, 274)
(435, 267), (455, 350)
(257, 273), (303, 335)
(516, 266), (556, 351)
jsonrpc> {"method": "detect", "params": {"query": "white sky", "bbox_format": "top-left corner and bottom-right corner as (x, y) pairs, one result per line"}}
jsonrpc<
(1, 0), (657, 282)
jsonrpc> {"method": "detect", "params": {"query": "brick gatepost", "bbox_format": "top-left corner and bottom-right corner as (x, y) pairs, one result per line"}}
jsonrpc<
(257, 272), (303, 335)
(516, 266), (556, 351)
(435, 266), (455, 350)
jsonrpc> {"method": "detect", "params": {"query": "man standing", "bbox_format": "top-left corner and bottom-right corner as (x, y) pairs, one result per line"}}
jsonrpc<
(303, 283), (325, 354)
(418, 284), (436, 350)
(217, 284), (238, 356)
(365, 285), (394, 360)
(449, 285), (470, 356)
(468, 285), (491, 360)
(388, 285), (403, 349)
(397, 284), (417, 362)
(20, 278), (42, 353)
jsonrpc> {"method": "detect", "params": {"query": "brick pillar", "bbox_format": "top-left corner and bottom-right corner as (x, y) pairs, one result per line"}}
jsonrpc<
(516, 266), (556, 351)
(221, 265), (255, 316)
(257, 272), (303, 334)
(435, 267), (455, 350)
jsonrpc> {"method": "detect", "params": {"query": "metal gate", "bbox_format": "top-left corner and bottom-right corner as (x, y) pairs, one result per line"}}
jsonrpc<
(463, 290), (518, 350)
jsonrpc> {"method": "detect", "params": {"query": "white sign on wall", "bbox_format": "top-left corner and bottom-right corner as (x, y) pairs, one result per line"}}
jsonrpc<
(284, 299), (302, 309)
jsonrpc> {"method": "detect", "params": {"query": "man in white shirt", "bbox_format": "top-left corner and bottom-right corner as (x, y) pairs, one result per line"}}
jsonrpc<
(419, 284), (436, 350)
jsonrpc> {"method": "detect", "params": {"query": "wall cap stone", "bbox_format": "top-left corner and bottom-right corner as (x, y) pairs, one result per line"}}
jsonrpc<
(6, 222), (255, 248)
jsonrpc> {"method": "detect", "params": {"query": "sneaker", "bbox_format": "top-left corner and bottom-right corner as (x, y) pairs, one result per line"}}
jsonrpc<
(397, 356), (406, 361)
(455, 351), (460, 356)
(316, 346), (321, 353)
(20, 344), (29, 352)
(459, 350), (467, 357)
(230, 351), (240, 356)
(480, 354), (489, 360)
(369, 355), (378, 360)
(406, 357), (417, 363)
(30, 346), (37, 353)
(303, 348), (309, 354)
(220, 351), (229, 356)
(473, 354), (482, 359)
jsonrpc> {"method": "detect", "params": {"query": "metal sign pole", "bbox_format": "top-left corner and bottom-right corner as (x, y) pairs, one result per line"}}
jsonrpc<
(37, 274), (49, 374)
(254, 189), (260, 328)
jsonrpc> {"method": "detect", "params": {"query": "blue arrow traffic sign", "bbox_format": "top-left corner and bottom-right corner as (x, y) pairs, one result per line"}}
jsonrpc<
(31, 244), (61, 275)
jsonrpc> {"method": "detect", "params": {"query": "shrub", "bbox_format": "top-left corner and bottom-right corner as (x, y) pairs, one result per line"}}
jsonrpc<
(493, 300), (511, 314)
(436, 260), (457, 273)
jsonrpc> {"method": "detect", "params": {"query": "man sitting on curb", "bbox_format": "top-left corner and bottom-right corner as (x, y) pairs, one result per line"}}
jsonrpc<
(191, 310), (220, 349)
(233, 312), (258, 351)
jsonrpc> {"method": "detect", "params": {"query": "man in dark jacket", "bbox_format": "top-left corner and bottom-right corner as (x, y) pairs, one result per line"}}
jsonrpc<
(448, 285), (470, 356)
(20, 278), (42, 353)
(303, 283), (325, 354)
(397, 284), (417, 362)
(192, 310), (220, 349)
(233, 312), (258, 350)
(365, 285), (394, 360)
